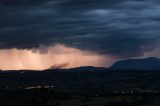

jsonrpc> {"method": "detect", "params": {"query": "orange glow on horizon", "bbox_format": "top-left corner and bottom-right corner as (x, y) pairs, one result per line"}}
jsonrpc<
(0, 44), (113, 70)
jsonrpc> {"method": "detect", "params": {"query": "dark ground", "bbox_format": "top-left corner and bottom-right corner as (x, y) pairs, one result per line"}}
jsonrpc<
(0, 69), (160, 106)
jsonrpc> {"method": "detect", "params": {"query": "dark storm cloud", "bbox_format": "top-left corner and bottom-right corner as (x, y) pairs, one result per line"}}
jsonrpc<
(0, 0), (160, 58)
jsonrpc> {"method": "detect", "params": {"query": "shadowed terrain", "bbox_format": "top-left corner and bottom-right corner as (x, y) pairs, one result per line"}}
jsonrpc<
(0, 67), (160, 106)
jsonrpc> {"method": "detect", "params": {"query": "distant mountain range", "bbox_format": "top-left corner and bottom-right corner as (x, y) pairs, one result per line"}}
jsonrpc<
(0, 57), (160, 72)
(48, 57), (160, 71)
(110, 57), (160, 70)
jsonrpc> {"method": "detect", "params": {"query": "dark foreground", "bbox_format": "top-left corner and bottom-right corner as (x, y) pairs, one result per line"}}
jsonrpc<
(1, 68), (160, 105)
(1, 89), (160, 106)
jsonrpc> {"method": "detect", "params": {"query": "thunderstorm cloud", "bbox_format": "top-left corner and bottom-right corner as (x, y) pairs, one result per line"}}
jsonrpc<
(0, 0), (160, 59)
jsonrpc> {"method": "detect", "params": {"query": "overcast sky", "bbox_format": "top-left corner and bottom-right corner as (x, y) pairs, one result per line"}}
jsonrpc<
(0, 0), (160, 60)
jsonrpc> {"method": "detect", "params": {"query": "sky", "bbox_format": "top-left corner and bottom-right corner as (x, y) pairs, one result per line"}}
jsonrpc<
(0, 0), (160, 70)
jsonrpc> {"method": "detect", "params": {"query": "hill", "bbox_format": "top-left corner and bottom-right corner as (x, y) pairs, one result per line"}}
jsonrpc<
(110, 57), (160, 70)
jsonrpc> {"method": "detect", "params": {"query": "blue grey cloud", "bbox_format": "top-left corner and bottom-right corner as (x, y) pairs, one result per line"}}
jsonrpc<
(0, 0), (160, 58)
